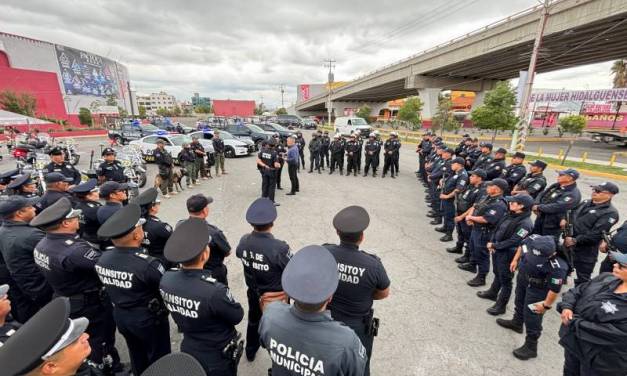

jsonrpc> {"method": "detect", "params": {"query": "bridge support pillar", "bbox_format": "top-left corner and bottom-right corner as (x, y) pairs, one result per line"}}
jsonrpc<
(471, 90), (488, 109)
(417, 88), (441, 120)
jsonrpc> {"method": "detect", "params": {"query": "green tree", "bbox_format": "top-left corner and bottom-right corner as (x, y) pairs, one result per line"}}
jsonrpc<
(194, 104), (212, 114)
(355, 105), (372, 123)
(172, 106), (182, 117)
(78, 107), (93, 127)
(106, 94), (118, 106)
(611, 59), (627, 88)
(559, 115), (586, 135)
(275, 107), (288, 115)
(397, 96), (423, 130)
(138, 105), (147, 118)
(0, 90), (37, 116)
(431, 96), (460, 134)
(470, 81), (518, 139)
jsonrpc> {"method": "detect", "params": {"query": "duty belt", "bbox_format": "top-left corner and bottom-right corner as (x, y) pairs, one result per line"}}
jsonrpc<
(527, 276), (548, 289)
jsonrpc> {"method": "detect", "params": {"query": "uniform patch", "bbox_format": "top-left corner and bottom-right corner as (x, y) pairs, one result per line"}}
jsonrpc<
(165, 224), (172, 232)
(87, 203), (96, 208)
(564, 196), (572, 202)
(533, 183), (542, 190)
(589, 210), (596, 214)
(488, 209), (496, 215)
(83, 249), (99, 261)
(65, 239), (74, 245)
(516, 229), (529, 238)
(601, 301), (618, 314)
(156, 264), (165, 274)
(550, 259), (560, 268)
(201, 275), (216, 284)
(459, 180), (466, 186)
(551, 278), (562, 285)
(136, 253), (149, 259)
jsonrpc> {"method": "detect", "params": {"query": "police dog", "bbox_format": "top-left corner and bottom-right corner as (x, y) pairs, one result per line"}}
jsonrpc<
(153, 168), (186, 192)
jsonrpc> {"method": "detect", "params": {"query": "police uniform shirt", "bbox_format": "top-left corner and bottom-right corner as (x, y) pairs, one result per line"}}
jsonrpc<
(392, 139), (401, 154)
(474, 196), (507, 227)
(276, 144), (287, 163)
(572, 200), (619, 249)
(491, 212), (533, 251)
(33, 233), (102, 296)
(95, 247), (165, 309)
(143, 215), (173, 261)
(503, 163), (526, 188)
(45, 162), (81, 185)
(37, 190), (74, 212)
(154, 148), (173, 168)
(472, 153), (493, 171)
(536, 183), (582, 218)
(485, 158), (506, 180)
(324, 243), (390, 318)
(364, 140), (380, 156)
(456, 183), (484, 213)
(383, 139), (394, 154)
(76, 200), (102, 243)
(97, 202), (123, 224)
(345, 140), (359, 154)
(159, 269), (243, 349)
(519, 241), (568, 293)
(442, 169), (468, 198)
(236, 232), (291, 294)
(258, 149), (278, 169)
(330, 140), (344, 154)
(96, 161), (127, 183)
(259, 303), (367, 376)
(517, 173), (547, 198)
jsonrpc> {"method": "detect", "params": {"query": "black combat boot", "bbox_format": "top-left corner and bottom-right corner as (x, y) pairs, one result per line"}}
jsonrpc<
(455, 255), (470, 264)
(446, 245), (463, 254)
(391, 174), (396, 179)
(434, 226), (447, 233)
(363, 172), (368, 177)
(467, 274), (486, 287)
(373, 171), (376, 177)
(457, 262), (476, 272)
(340, 170), (344, 176)
(496, 317), (524, 333)
(513, 336), (538, 360)
(439, 232), (453, 242)
(354, 171), (357, 176)
(486, 295), (507, 316)
(427, 211), (439, 218)
(476, 281), (499, 301)
(429, 218), (442, 225)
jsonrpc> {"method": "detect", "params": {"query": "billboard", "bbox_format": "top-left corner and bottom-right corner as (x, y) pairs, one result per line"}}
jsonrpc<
(530, 88), (627, 103)
(55, 44), (120, 97)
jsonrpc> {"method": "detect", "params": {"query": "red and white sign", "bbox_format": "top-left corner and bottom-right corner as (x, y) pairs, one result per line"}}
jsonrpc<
(584, 103), (613, 114)
(299, 85), (310, 101)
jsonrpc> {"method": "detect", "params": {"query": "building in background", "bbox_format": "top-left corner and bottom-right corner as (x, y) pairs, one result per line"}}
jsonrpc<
(212, 99), (255, 117)
(0, 32), (133, 126)
(136, 91), (177, 115)
(192, 92), (211, 107)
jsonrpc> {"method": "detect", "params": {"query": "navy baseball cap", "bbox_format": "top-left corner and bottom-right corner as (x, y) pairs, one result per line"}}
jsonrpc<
(282, 245), (339, 304)
(513, 152), (526, 159)
(451, 157), (466, 166)
(591, 182), (619, 195)
(487, 178), (509, 192)
(0, 196), (40, 217)
(495, 148), (507, 154)
(101, 147), (116, 156)
(506, 194), (534, 208)
(522, 234), (556, 266)
(557, 168), (580, 180)
(165, 218), (211, 264)
(186, 194), (213, 213)
(470, 169), (487, 179)
(481, 143), (493, 150)
(246, 198), (277, 225)
(48, 147), (64, 156)
(44, 172), (73, 184)
(611, 225), (627, 253)
(69, 179), (98, 194)
(99, 181), (129, 197)
(529, 160), (547, 169)
(610, 251), (627, 265)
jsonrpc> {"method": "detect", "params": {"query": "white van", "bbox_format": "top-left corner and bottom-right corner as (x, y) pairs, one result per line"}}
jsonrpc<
(334, 116), (372, 136)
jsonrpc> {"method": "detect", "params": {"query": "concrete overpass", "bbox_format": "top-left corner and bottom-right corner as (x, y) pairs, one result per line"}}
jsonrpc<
(296, 0), (627, 120)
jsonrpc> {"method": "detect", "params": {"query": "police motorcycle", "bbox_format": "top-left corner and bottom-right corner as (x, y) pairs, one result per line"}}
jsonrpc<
(14, 151), (49, 195)
(12, 133), (51, 164)
(118, 145), (148, 190)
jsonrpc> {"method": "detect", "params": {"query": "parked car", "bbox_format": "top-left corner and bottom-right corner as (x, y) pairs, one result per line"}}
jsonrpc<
(129, 133), (193, 164)
(301, 119), (318, 130)
(276, 114), (303, 128)
(108, 123), (162, 145)
(257, 122), (295, 141)
(188, 130), (254, 157)
(334, 116), (372, 136)
(216, 123), (273, 150)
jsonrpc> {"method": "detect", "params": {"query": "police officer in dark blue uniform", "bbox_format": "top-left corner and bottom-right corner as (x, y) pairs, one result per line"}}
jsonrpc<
(599, 221), (627, 273)
(512, 159), (547, 199)
(497, 235), (569, 360)
(256, 139), (281, 205)
(465, 138), (482, 170)
(30, 197), (123, 373)
(46, 147), (81, 186)
(259, 245), (367, 376)
(436, 157), (469, 242)
(345, 134), (360, 176)
(460, 178), (508, 287)
(0, 168), (19, 196)
(235, 198), (291, 361)
(449, 170), (487, 260)
(427, 147), (452, 226)
(0, 196), (52, 323)
(485, 147), (507, 181)
(160, 218), (244, 376)
(37, 172), (74, 212)
(183, 194), (232, 286)
(481, 194), (534, 316)
(417, 132), (433, 182)
(563, 182), (620, 286)
(502, 152), (527, 193)
(96, 204), (171, 375)
(329, 134), (345, 175)
(97, 148), (127, 185)
(363, 133), (382, 177)
(97, 181), (128, 225)
(0, 284), (21, 346)
(324, 206), (390, 376)
(382, 132), (401, 178)
(472, 143), (493, 171)
(6, 174), (39, 198)
(133, 188), (173, 269)
(532, 168), (582, 238)
(70, 179), (102, 246)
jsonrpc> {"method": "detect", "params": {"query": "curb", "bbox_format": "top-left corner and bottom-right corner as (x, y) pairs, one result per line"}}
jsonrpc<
(544, 163), (627, 182)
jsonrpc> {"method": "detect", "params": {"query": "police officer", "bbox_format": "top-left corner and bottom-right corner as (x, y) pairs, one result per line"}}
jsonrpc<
(236, 198), (291, 361)
(448, 170), (487, 260)
(512, 159), (547, 199)
(30, 198), (123, 372)
(382, 132), (400, 178)
(599, 221), (627, 273)
(0, 168), (19, 196)
(497, 235), (568, 360)
(0, 196), (52, 323)
(161, 218), (244, 376)
(70, 179), (102, 246)
(417, 132), (433, 182)
(154, 139), (175, 198)
(363, 133), (381, 177)
(502, 152), (527, 193)
(37, 172), (74, 212)
(436, 157), (469, 243)
(563, 182), (619, 285)
(184, 194), (232, 285)
(274, 133), (287, 190)
(134, 188), (173, 269)
(482, 194), (534, 316)
(259, 245), (368, 375)
(320, 130), (331, 170)
(472, 143), (493, 171)
(329, 134), (345, 175)
(192, 134), (210, 179)
(345, 134), (360, 176)
(427, 147), (452, 226)
(0, 284), (21, 346)
(465, 138), (482, 170)
(178, 143), (197, 187)
(96, 181), (128, 224)
(6, 173), (39, 198)
(308, 132), (322, 174)
(295, 131), (306, 170)
(532, 168), (582, 238)
(486, 147), (507, 180)
(460, 178), (508, 287)
(324, 206), (390, 376)
(354, 130), (364, 173)
(46, 147), (81, 186)
(97, 148), (127, 184)
(256, 138), (281, 205)
(391, 132), (401, 175)
(96, 204), (171, 375)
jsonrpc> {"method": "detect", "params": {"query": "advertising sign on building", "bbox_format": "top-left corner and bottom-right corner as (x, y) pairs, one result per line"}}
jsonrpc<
(530, 88), (627, 102)
(300, 85), (310, 101)
(55, 44), (120, 98)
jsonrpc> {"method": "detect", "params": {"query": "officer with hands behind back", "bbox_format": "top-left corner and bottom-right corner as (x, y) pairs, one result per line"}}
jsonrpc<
(70, 179), (102, 246)
(133, 188), (173, 269)
(46, 147), (81, 186)
(97, 148), (127, 184)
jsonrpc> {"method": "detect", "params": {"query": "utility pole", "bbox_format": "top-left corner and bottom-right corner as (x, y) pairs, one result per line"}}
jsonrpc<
(325, 59), (336, 125)
(512, 0), (551, 151)
(279, 84), (285, 109)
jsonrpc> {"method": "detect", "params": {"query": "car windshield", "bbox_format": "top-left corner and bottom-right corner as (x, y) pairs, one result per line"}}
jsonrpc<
(218, 131), (235, 140)
(350, 118), (368, 126)
(247, 124), (264, 133)
(267, 123), (288, 131)
(143, 125), (159, 131)
(169, 134), (191, 146)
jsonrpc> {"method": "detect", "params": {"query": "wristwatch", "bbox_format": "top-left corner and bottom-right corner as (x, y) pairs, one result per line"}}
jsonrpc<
(542, 303), (552, 310)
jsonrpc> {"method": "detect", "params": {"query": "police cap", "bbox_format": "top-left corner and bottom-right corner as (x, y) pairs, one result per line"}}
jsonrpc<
(30, 197), (82, 228)
(7, 174), (33, 190)
(528, 159), (547, 170)
(246, 198), (277, 225)
(451, 157), (465, 166)
(591, 181), (619, 195)
(186, 194), (213, 213)
(0, 168), (20, 184)
(333, 205), (370, 233)
(164, 218), (211, 264)
(481, 143), (493, 150)
(513, 152), (526, 159)
(0, 297), (89, 375)
(557, 168), (579, 180)
(469, 169), (487, 179)
(610, 251), (627, 266)
(487, 178), (509, 192)
(611, 226), (627, 253)
(282, 245), (339, 304)
(495, 147), (507, 155)
(48, 147), (64, 156)
(141, 352), (206, 376)
(132, 187), (159, 207)
(267, 138), (277, 146)
(522, 234), (556, 266)
(506, 194), (534, 208)
(0, 196), (39, 217)
(99, 181), (129, 197)
(69, 179), (98, 194)
(44, 172), (73, 184)
(102, 147), (116, 156)
(441, 147), (453, 155)
(97, 203), (145, 239)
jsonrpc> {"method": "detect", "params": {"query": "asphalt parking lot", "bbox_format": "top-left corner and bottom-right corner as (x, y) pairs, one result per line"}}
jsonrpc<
(4, 133), (626, 375)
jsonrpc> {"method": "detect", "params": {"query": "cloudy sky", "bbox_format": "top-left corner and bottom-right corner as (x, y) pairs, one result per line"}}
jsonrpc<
(0, 0), (616, 108)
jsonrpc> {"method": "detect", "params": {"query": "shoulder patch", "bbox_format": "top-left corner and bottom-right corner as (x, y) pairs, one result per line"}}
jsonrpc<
(65, 239), (74, 245)
(165, 224), (172, 232)
(564, 196), (572, 202)
(135, 252), (149, 260)
(516, 228), (529, 238)
(550, 259), (560, 269)
(87, 203), (96, 208)
(83, 249), (99, 261)
(201, 275), (216, 284)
